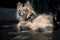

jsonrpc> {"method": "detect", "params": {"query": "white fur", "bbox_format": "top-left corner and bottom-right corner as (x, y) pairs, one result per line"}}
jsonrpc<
(39, 23), (53, 28)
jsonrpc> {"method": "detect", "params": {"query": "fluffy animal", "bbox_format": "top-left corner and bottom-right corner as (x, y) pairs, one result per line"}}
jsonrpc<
(27, 13), (55, 34)
(16, 1), (55, 34)
(16, 1), (37, 31)
(16, 1), (37, 21)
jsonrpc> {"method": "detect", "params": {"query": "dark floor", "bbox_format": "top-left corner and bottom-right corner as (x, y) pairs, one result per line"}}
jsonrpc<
(0, 21), (60, 40)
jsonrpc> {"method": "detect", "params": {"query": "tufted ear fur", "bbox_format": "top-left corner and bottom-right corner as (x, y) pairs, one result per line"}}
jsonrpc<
(16, 2), (23, 20)
(24, 1), (33, 9)
(24, 1), (37, 19)
(16, 1), (37, 21)
(17, 2), (23, 11)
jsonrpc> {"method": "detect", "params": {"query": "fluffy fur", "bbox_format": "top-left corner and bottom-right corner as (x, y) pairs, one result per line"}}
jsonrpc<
(16, 1), (54, 34)
(16, 1), (37, 21)
(17, 13), (54, 34)
(24, 13), (54, 34)
(16, 1), (37, 31)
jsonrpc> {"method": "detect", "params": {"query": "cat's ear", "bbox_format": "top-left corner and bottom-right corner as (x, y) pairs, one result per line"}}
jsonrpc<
(16, 2), (23, 20)
(24, 1), (32, 9)
(17, 2), (23, 11)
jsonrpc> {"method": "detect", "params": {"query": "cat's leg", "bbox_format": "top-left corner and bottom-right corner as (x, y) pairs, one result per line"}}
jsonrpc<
(39, 25), (54, 34)
(25, 21), (32, 26)
(30, 22), (39, 31)
(17, 21), (31, 31)
(17, 22), (22, 31)
(44, 27), (53, 34)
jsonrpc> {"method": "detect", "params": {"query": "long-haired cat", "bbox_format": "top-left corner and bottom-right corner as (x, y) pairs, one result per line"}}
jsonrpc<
(16, 1), (37, 31)
(16, 1), (55, 34)
(27, 13), (55, 34)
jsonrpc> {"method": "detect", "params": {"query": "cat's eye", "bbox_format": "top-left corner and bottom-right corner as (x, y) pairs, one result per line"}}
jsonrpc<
(19, 12), (24, 16)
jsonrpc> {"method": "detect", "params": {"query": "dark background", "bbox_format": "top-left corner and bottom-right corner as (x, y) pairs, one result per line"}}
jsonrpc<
(0, 0), (60, 19)
(0, 0), (60, 40)
(0, 0), (59, 10)
(0, 0), (26, 8)
(0, 0), (59, 24)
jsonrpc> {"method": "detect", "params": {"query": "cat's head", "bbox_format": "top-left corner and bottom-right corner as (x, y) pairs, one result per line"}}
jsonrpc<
(16, 1), (37, 21)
